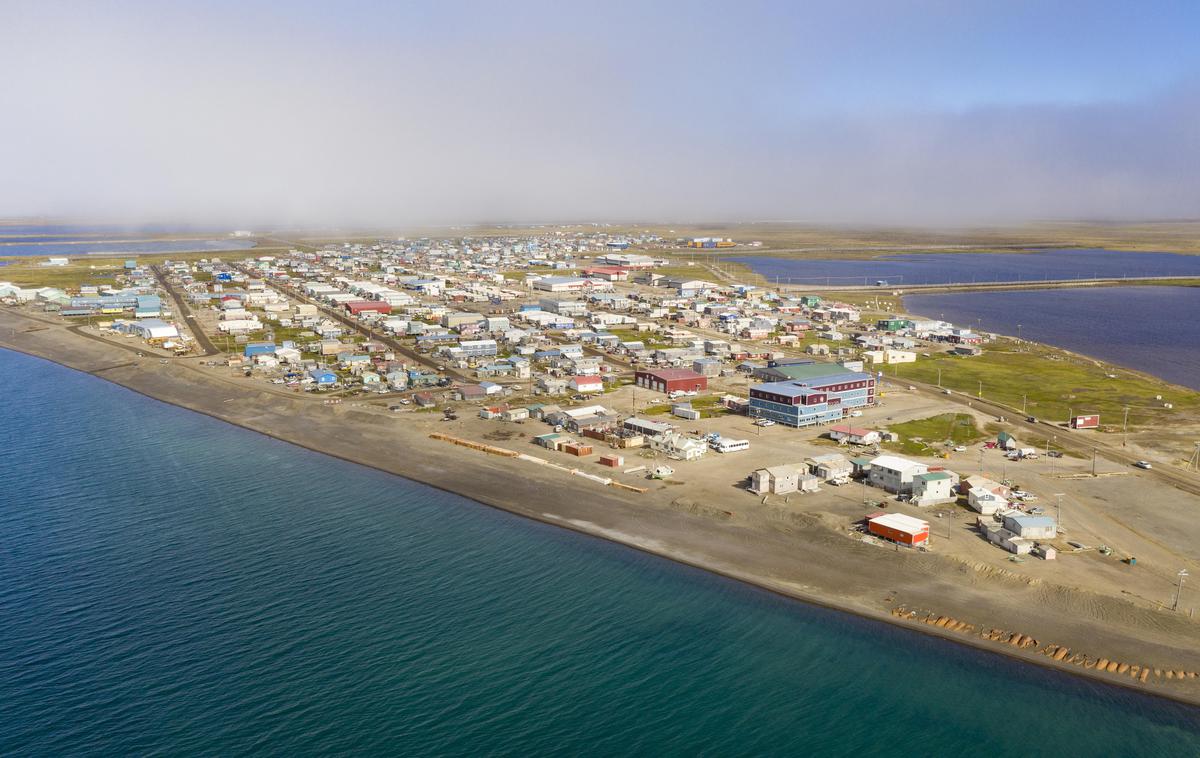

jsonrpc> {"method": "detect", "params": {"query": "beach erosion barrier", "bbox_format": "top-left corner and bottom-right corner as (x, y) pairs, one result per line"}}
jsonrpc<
(428, 434), (647, 494)
(891, 605), (1200, 687)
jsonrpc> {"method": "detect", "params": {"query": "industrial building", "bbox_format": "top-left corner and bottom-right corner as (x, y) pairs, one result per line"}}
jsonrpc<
(634, 368), (708, 394)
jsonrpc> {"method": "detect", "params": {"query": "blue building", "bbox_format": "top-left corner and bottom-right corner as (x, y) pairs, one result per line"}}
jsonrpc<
(749, 366), (875, 427)
(308, 368), (337, 386)
(244, 342), (277, 357)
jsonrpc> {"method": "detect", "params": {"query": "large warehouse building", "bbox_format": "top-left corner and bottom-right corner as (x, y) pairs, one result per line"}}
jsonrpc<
(634, 368), (709, 394)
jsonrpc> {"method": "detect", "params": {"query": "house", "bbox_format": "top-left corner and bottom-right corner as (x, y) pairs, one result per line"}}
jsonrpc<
(569, 375), (604, 394)
(750, 465), (801, 495)
(911, 471), (958, 507)
(1002, 512), (1058, 540)
(827, 425), (880, 446)
(996, 432), (1018, 450)
(634, 368), (708, 394)
(968, 489), (1006, 515)
(807, 453), (853, 481)
(456, 384), (489, 401)
(867, 455), (929, 493)
(502, 407), (530, 422)
(649, 432), (707, 461)
(983, 523), (1034, 555)
(308, 368), (337, 386)
(867, 513), (929, 547)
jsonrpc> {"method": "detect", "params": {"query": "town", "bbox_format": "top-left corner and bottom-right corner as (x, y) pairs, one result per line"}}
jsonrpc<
(5, 230), (1191, 587)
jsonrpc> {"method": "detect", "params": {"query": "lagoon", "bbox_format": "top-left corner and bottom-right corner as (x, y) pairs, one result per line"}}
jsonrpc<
(731, 248), (1200, 286)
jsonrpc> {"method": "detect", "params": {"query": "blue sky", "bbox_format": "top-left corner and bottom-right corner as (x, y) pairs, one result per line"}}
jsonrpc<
(2, 1), (1199, 225)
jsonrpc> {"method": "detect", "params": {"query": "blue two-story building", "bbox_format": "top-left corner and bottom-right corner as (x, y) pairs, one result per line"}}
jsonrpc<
(749, 365), (875, 427)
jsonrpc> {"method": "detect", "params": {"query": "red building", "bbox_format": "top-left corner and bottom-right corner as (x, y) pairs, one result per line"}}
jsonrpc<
(345, 300), (391, 315)
(634, 368), (708, 394)
(1070, 414), (1100, 429)
(582, 266), (631, 282)
(867, 513), (929, 547)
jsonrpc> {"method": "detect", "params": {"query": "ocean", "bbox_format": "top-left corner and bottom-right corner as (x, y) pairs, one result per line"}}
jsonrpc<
(2, 348), (1199, 755)
(730, 248), (1200, 286)
(904, 286), (1200, 391)
(0, 239), (257, 257)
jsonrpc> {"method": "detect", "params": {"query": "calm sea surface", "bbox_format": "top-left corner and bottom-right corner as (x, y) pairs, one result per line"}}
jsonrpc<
(0, 239), (257, 257)
(2, 348), (1199, 755)
(905, 286), (1200, 391)
(731, 248), (1200, 286)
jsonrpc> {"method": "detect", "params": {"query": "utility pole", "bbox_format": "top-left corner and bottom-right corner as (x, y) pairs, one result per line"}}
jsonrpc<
(937, 367), (942, 388)
(977, 379), (982, 398)
(1122, 406), (1129, 447)
(1173, 569), (1189, 612)
(1091, 448), (1097, 477)
(1022, 394), (1027, 414)
(1054, 493), (1064, 531)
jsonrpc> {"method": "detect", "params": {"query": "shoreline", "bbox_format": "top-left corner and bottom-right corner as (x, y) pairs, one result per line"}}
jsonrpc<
(2, 314), (1200, 709)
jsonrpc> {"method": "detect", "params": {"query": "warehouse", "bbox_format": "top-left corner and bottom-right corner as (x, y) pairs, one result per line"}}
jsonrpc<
(867, 513), (929, 547)
(345, 300), (391, 315)
(634, 368), (708, 394)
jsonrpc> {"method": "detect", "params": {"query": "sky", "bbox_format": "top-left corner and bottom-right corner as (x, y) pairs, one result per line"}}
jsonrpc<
(2, 0), (1199, 227)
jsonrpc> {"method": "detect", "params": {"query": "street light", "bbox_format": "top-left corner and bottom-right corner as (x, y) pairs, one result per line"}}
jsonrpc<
(1174, 569), (1190, 612)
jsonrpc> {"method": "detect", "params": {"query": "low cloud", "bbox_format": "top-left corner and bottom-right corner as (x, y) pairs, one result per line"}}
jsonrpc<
(2, 2), (1197, 227)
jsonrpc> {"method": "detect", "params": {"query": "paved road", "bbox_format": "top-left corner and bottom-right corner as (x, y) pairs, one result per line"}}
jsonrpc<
(152, 265), (219, 356)
(892, 376), (1200, 498)
(234, 264), (472, 382)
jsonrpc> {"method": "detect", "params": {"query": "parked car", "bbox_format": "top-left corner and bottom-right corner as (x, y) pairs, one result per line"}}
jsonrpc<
(953, 445), (967, 452)
(754, 418), (776, 427)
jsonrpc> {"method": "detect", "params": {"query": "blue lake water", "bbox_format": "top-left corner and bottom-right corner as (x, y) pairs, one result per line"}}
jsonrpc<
(2, 348), (1199, 755)
(904, 286), (1200, 391)
(732, 248), (1200, 286)
(0, 239), (257, 257)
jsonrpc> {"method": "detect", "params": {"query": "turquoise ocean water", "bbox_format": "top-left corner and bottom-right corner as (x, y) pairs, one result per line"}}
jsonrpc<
(2, 348), (1199, 755)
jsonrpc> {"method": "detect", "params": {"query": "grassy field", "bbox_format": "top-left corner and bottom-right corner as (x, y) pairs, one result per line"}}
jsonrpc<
(883, 413), (985, 456)
(888, 339), (1200, 428)
(0, 248), (265, 288)
(641, 393), (729, 419)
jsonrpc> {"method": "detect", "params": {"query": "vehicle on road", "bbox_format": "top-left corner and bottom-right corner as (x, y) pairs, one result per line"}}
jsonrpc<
(953, 445), (967, 452)
(1134, 460), (1153, 470)
(1025, 416), (1038, 423)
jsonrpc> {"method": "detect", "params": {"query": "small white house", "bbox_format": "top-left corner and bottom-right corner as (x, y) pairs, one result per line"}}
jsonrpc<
(827, 425), (881, 446)
(650, 432), (707, 461)
(569, 375), (604, 394)
(911, 471), (957, 506)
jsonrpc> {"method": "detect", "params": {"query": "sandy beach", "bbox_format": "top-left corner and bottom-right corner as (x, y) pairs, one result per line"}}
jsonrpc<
(4, 306), (1200, 707)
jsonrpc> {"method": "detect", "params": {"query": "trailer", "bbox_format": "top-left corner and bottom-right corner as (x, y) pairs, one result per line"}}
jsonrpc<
(1070, 414), (1100, 429)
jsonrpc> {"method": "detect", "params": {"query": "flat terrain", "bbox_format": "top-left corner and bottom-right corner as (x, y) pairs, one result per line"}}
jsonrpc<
(4, 307), (1200, 706)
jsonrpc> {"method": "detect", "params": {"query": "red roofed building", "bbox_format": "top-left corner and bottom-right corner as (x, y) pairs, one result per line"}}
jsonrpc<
(345, 300), (391, 315)
(569, 375), (605, 393)
(634, 368), (708, 394)
(581, 266), (630, 282)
